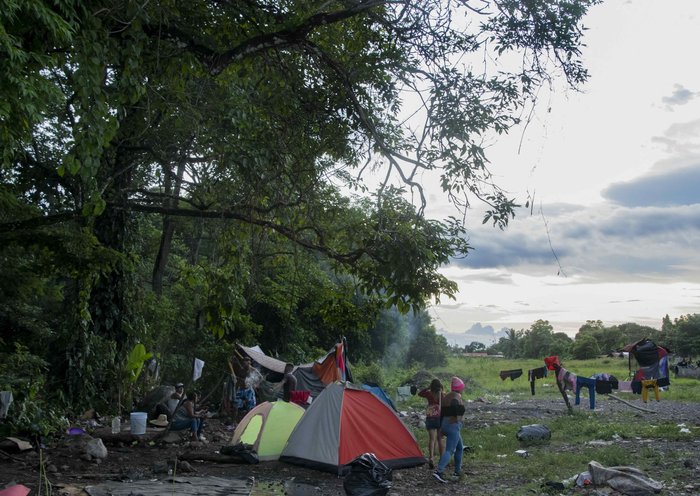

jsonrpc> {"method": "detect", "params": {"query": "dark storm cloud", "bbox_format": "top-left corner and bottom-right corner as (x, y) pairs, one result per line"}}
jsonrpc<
(561, 204), (700, 238)
(449, 200), (700, 281)
(602, 165), (700, 207)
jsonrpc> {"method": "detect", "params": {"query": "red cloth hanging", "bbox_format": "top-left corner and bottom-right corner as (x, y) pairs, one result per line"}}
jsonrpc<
(544, 356), (561, 371)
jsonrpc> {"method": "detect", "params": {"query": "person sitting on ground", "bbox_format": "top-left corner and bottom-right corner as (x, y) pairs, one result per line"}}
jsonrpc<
(432, 376), (466, 484)
(418, 378), (445, 469)
(155, 382), (185, 420)
(282, 363), (297, 402)
(170, 390), (208, 442)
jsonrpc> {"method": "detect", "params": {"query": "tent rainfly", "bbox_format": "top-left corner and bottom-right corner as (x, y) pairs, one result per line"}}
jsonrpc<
(279, 382), (425, 474)
(230, 400), (305, 461)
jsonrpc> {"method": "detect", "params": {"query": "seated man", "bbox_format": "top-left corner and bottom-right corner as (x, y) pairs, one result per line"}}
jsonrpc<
(170, 391), (208, 441)
(155, 382), (185, 420)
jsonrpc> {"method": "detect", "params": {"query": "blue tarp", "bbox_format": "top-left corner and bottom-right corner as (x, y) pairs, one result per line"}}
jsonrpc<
(362, 383), (397, 412)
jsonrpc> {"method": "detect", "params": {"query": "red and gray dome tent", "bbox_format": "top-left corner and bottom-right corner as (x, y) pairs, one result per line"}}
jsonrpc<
(279, 382), (425, 475)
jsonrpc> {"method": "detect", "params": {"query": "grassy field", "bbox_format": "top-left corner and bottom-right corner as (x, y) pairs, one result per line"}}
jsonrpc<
(391, 355), (700, 402)
(391, 357), (700, 495)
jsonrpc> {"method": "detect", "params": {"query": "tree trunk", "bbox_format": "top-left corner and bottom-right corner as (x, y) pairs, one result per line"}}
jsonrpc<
(152, 140), (191, 295)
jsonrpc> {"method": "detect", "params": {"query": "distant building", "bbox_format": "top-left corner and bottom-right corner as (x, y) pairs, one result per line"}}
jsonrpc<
(462, 352), (503, 358)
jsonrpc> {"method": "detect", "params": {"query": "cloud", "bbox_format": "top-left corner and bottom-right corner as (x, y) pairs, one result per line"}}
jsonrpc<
(447, 199), (700, 285)
(602, 165), (700, 207)
(662, 84), (698, 108)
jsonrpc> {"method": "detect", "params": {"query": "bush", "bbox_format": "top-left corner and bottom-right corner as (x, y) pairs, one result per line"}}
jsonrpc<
(0, 344), (67, 437)
(352, 362), (385, 386)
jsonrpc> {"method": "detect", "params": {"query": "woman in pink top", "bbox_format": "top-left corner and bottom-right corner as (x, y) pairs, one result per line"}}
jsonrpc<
(418, 378), (445, 469)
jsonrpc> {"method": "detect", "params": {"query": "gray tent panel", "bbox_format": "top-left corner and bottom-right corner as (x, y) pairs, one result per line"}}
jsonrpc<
(280, 382), (343, 467)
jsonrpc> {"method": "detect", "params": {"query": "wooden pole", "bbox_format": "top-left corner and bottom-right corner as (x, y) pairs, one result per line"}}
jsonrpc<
(607, 393), (657, 413)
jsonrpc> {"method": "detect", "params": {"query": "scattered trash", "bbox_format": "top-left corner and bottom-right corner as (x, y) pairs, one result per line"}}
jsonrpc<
(588, 460), (663, 494)
(0, 437), (32, 452)
(514, 450), (528, 457)
(575, 471), (592, 487)
(343, 453), (392, 496)
(68, 427), (87, 436)
(0, 484), (31, 496)
(220, 443), (260, 464)
(586, 440), (613, 446)
(543, 480), (565, 490)
(516, 424), (551, 445)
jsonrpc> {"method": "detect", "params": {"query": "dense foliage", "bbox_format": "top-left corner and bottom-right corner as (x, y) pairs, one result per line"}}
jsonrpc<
(482, 315), (700, 360)
(1, 0), (599, 431)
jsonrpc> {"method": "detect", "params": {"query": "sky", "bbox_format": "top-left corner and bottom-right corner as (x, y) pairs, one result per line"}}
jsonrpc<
(429, 0), (700, 348)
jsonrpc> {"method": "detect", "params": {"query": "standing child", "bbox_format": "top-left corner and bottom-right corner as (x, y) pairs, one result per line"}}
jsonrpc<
(418, 379), (445, 469)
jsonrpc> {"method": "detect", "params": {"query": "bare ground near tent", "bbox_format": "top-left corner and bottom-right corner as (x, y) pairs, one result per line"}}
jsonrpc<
(1, 398), (700, 495)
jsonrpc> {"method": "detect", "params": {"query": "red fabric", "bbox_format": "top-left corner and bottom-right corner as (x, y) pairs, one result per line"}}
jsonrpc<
(544, 356), (561, 371)
(336, 343), (346, 379)
(338, 390), (423, 466)
(290, 390), (310, 405)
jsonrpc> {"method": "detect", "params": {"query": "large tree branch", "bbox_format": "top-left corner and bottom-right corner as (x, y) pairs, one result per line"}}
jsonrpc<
(109, 202), (367, 264)
(144, 0), (391, 75)
(0, 212), (81, 234)
(302, 42), (428, 213)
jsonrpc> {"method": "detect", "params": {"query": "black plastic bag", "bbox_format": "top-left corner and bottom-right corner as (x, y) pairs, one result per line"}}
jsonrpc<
(516, 424), (551, 445)
(220, 442), (259, 464)
(343, 453), (392, 496)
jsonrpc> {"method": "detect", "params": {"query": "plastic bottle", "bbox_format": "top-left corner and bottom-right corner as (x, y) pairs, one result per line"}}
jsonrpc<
(111, 416), (121, 434)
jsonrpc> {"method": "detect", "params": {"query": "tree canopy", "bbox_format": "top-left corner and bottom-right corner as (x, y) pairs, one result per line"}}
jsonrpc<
(1, 0), (600, 414)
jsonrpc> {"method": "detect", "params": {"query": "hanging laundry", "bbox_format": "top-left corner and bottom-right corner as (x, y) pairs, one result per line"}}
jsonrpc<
(557, 366), (577, 391)
(527, 367), (548, 395)
(499, 369), (523, 381)
(575, 376), (596, 409)
(544, 356), (560, 371)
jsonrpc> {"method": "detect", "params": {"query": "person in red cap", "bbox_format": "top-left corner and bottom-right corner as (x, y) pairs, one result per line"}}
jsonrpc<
(432, 376), (466, 484)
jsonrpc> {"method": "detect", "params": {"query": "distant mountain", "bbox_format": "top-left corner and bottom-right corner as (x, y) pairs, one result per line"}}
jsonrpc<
(440, 323), (508, 347)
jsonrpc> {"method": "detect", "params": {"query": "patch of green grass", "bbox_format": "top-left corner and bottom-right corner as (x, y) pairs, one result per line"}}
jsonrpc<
(399, 357), (700, 494)
(386, 356), (700, 403)
(410, 401), (699, 493)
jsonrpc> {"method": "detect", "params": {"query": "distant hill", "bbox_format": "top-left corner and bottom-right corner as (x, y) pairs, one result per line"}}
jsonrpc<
(440, 323), (508, 347)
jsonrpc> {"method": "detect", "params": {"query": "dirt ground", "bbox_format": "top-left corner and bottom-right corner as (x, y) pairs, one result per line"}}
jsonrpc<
(2, 396), (700, 495)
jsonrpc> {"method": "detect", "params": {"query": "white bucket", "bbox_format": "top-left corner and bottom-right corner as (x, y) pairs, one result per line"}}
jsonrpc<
(130, 412), (147, 435)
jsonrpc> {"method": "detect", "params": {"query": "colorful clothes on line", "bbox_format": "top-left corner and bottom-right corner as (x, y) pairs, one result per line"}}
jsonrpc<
(557, 367), (577, 391)
(528, 367), (548, 395)
(575, 376), (596, 409)
(544, 355), (561, 371)
(499, 369), (523, 381)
